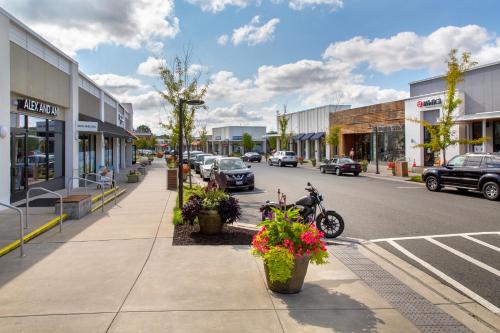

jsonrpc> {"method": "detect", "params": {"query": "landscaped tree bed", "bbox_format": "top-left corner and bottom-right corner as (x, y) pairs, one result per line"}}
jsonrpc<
(172, 224), (256, 246)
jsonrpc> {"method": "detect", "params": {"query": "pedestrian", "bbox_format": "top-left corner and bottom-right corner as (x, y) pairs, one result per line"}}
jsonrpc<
(349, 148), (355, 160)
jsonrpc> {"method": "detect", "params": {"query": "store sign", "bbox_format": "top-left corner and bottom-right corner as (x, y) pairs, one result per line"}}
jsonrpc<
(17, 98), (59, 116)
(416, 98), (442, 108)
(232, 136), (242, 140)
(76, 121), (98, 132)
(215, 136), (221, 140)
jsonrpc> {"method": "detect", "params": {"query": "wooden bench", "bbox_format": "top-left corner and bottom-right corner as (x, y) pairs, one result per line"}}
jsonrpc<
(55, 195), (92, 219)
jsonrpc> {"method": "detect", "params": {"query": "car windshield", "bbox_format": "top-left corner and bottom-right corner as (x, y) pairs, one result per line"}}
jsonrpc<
(219, 159), (247, 170)
(204, 157), (216, 165)
(196, 154), (209, 161)
(285, 152), (295, 156)
(339, 158), (354, 164)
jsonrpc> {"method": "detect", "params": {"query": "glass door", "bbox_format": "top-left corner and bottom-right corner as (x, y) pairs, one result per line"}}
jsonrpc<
(494, 121), (500, 152)
(10, 129), (27, 199)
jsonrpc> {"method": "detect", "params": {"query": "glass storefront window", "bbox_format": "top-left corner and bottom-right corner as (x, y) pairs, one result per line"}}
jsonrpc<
(371, 127), (405, 162)
(493, 121), (500, 152)
(27, 117), (48, 186)
(48, 120), (64, 180)
(105, 137), (113, 168)
(79, 135), (96, 176)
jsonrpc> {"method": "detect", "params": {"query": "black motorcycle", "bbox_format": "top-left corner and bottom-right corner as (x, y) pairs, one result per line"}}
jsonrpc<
(259, 182), (345, 238)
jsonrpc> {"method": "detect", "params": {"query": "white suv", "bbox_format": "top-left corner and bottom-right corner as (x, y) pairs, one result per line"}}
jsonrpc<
(268, 151), (298, 167)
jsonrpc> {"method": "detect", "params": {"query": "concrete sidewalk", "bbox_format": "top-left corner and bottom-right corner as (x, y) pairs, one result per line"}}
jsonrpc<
(0, 160), (495, 332)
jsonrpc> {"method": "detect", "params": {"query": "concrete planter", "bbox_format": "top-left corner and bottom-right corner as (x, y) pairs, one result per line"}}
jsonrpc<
(264, 255), (310, 294)
(198, 210), (222, 235)
(127, 173), (140, 183)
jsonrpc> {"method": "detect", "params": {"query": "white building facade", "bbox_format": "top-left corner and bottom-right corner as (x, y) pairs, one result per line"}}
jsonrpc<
(0, 8), (135, 204)
(209, 126), (267, 155)
(405, 61), (500, 167)
(277, 105), (350, 161)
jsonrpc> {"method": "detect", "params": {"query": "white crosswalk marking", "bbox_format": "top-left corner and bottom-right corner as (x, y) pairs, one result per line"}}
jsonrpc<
(461, 235), (500, 253)
(425, 237), (500, 277)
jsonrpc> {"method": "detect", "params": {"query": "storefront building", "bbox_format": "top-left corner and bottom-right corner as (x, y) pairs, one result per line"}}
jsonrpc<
(330, 100), (406, 162)
(278, 105), (350, 161)
(405, 61), (500, 167)
(0, 8), (135, 204)
(208, 126), (267, 155)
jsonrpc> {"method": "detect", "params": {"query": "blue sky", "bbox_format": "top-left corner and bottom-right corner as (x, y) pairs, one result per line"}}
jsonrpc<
(2, 0), (500, 133)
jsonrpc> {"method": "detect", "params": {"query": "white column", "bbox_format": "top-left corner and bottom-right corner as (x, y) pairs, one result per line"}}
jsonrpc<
(276, 138), (280, 152)
(0, 14), (10, 204)
(120, 138), (126, 169)
(99, 90), (105, 121)
(305, 140), (310, 159)
(66, 62), (80, 189)
(482, 119), (487, 153)
(314, 139), (320, 161)
(263, 139), (267, 154)
(96, 133), (105, 169)
(326, 143), (331, 160)
(229, 142), (233, 154)
(113, 137), (119, 174)
(297, 141), (302, 157)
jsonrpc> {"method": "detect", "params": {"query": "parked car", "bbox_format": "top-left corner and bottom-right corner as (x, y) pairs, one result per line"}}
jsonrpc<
(182, 150), (204, 165)
(268, 151), (298, 167)
(242, 152), (262, 162)
(422, 153), (500, 201)
(320, 157), (361, 176)
(194, 153), (212, 174)
(200, 155), (220, 181)
(211, 157), (255, 190)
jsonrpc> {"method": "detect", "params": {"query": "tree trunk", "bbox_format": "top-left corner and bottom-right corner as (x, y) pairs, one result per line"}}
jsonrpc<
(442, 149), (446, 166)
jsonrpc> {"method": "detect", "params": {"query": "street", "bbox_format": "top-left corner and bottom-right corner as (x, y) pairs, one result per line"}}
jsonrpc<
(220, 162), (500, 313)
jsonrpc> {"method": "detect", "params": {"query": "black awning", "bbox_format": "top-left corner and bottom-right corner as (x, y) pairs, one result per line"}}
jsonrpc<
(310, 132), (325, 140)
(293, 133), (304, 140)
(79, 114), (136, 139)
(301, 133), (315, 140)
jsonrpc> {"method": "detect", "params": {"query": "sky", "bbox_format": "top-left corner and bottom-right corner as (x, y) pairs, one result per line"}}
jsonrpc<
(1, 0), (500, 134)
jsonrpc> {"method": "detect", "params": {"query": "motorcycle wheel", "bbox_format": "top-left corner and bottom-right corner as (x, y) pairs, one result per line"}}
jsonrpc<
(316, 211), (344, 238)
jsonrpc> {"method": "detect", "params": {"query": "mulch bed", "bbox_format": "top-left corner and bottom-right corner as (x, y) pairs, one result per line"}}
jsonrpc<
(173, 223), (257, 246)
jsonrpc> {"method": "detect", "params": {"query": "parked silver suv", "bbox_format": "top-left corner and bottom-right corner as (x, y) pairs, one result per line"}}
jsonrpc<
(268, 151), (298, 167)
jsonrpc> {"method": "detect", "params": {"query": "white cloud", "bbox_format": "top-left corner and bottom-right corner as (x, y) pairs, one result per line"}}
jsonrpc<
(0, 0), (179, 56)
(184, 0), (253, 13)
(89, 74), (144, 95)
(323, 25), (500, 74)
(207, 70), (272, 104)
(289, 0), (343, 11)
(137, 57), (165, 77)
(232, 16), (280, 46)
(217, 34), (229, 45)
(198, 103), (264, 127)
(188, 64), (209, 76)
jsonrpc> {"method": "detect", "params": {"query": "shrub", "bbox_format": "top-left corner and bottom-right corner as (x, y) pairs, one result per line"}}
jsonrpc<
(218, 196), (241, 224)
(310, 159), (317, 167)
(410, 175), (422, 183)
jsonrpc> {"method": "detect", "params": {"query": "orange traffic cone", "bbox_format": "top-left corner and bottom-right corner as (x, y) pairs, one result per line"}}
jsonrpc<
(412, 159), (416, 168)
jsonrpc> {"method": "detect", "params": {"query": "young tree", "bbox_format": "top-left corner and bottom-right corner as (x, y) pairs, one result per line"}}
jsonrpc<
(198, 125), (208, 152)
(159, 50), (208, 188)
(278, 114), (290, 150)
(268, 136), (277, 151)
(326, 125), (342, 156)
(410, 49), (487, 164)
(242, 132), (255, 152)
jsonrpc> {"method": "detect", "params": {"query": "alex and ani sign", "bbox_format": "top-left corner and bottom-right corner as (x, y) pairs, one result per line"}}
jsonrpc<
(416, 98), (442, 108)
(17, 98), (59, 116)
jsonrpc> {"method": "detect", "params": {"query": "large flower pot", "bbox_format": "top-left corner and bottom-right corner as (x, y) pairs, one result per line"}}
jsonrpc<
(264, 255), (310, 294)
(198, 210), (222, 235)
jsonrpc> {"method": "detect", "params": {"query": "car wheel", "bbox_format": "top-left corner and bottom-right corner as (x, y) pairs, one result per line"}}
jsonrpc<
(482, 182), (499, 201)
(320, 167), (325, 173)
(293, 163), (297, 167)
(425, 176), (441, 192)
(335, 168), (342, 176)
(268, 159), (272, 166)
(249, 186), (255, 191)
(278, 160), (283, 167)
(354, 172), (360, 176)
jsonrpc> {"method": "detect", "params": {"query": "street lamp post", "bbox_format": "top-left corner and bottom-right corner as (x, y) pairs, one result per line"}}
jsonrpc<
(374, 126), (380, 175)
(178, 98), (205, 209)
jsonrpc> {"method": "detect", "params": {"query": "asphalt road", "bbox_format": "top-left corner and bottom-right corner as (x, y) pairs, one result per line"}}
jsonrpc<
(206, 161), (500, 311)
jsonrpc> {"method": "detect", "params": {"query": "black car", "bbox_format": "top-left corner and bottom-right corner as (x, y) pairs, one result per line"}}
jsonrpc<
(193, 154), (212, 174)
(422, 153), (500, 200)
(211, 157), (255, 191)
(319, 157), (362, 176)
(242, 152), (262, 162)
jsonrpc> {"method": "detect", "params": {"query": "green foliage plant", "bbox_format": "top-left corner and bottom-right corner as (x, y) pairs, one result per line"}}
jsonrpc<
(252, 208), (329, 283)
(326, 125), (342, 156)
(242, 132), (255, 152)
(408, 49), (487, 163)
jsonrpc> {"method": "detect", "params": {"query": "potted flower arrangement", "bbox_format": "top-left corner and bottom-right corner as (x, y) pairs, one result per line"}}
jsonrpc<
(360, 160), (369, 172)
(298, 156), (304, 165)
(181, 184), (241, 235)
(252, 208), (329, 294)
(182, 164), (191, 181)
(127, 170), (141, 183)
(310, 158), (317, 167)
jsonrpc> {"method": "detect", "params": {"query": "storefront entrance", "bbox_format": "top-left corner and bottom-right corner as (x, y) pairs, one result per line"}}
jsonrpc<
(79, 135), (96, 176)
(494, 121), (500, 152)
(10, 114), (65, 202)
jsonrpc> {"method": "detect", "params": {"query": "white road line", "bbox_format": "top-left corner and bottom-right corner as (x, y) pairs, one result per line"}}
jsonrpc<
(462, 235), (500, 253)
(371, 231), (500, 243)
(425, 237), (500, 277)
(387, 240), (500, 314)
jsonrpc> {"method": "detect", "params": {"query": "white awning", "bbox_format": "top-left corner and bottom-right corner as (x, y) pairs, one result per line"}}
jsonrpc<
(456, 111), (500, 122)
